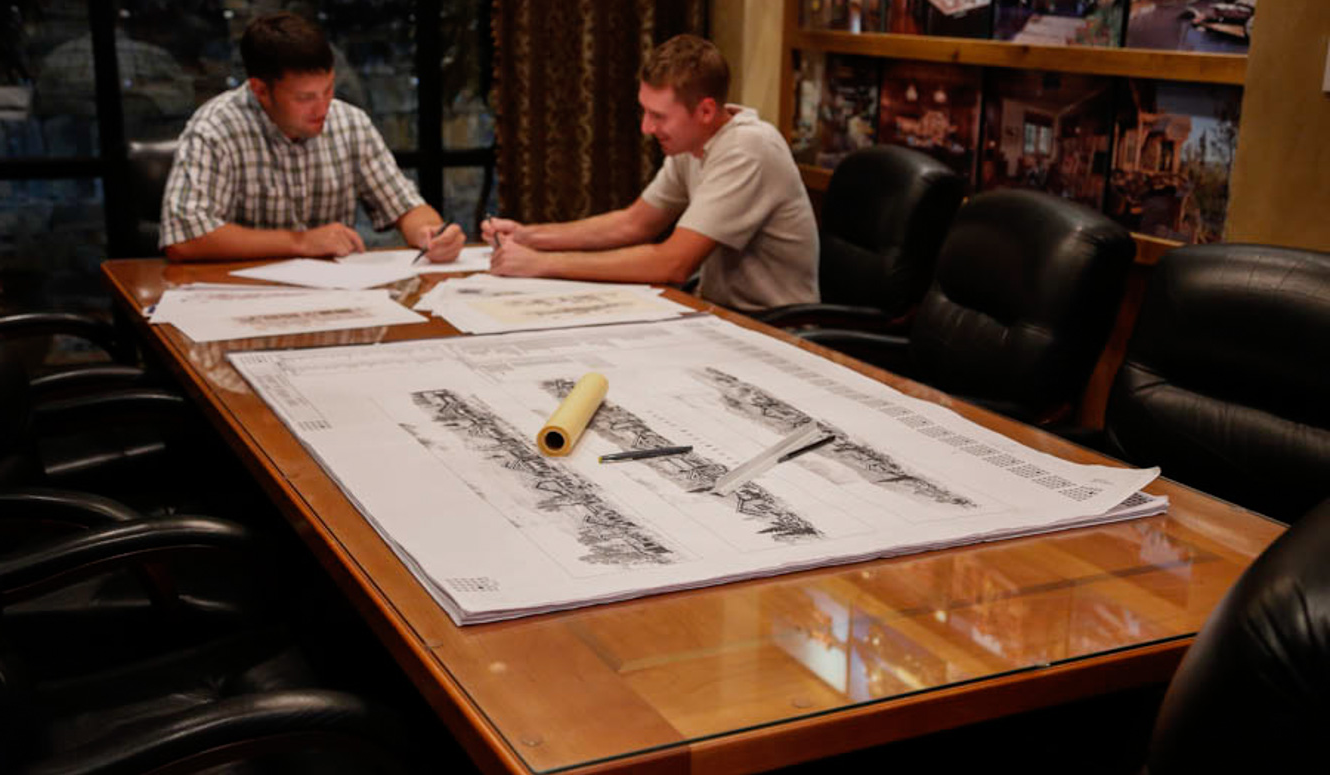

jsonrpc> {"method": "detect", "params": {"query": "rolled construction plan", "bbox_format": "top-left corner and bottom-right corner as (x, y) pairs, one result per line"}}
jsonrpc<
(537, 372), (608, 456)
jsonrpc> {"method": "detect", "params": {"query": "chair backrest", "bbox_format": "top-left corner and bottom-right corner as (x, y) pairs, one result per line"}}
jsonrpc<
(0, 360), (40, 486)
(819, 145), (965, 317)
(1105, 244), (1330, 523)
(1144, 498), (1330, 774)
(907, 188), (1135, 420)
(125, 139), (180, 257)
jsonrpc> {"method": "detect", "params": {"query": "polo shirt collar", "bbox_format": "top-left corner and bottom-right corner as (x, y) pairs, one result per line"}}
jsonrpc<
(701, 104), (758, 159)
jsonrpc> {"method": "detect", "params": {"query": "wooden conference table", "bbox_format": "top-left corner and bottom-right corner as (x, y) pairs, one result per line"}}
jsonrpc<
(103, 258), (1283, 774)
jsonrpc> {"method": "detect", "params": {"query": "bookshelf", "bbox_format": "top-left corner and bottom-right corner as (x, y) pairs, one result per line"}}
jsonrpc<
(778, 0), (1250, 261)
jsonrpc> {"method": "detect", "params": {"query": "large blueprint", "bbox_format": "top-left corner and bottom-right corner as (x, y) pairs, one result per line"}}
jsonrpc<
(228, 316), (1163, 624)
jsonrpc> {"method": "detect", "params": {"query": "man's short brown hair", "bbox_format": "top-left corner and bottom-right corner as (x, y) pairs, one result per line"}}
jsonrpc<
(241, 11), (334, 83)
(639, 34), (729, 111)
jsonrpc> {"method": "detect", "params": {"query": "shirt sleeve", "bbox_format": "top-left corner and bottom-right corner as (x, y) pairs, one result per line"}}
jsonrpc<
(674, 143), (767, 250)
(354, 116), (424, 231)
(158, 130), (232, 248)
(640, 155), (689, 216)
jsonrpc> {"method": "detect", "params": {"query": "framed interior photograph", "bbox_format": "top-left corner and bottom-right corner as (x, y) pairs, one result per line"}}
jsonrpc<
(993, 0), (1126, 47)
(979, 69), (1115, 209)
(1124, 1), (1255, 54)
(885, 0), (994, 39)
(877, 60), (983, 186)
(811, 54), (882, 169)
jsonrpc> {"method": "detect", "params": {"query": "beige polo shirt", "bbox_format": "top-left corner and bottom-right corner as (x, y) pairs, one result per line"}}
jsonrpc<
(641, 105), (819, 311)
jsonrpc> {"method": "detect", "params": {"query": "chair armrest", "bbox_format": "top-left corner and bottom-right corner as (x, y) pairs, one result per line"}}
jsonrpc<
(33, 387), (189, 427)
(797, 328), (913, 375)
(25, 690), (420, 775)
(0, 487), (144, 529)
(29, 365), (153, 400)
(0, 312), (135, 364)
(0, 516), (252, 604)
(754, 303), (910, 333)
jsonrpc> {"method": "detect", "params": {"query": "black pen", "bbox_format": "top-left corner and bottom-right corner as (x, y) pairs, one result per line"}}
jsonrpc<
(599, 445), (693, 463)
(413, 223), (449, 265)
(776, 434), (836, 464)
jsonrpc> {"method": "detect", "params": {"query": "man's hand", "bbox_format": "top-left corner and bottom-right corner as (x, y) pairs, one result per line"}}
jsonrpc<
(489, 235), (549, 277)
(418, 223), (465, 263)
(295, 223), (366, 258)
(481, 216), (524, 246)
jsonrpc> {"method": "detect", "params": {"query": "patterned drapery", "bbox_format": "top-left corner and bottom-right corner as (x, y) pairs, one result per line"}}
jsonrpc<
(492, 0), (707, 224)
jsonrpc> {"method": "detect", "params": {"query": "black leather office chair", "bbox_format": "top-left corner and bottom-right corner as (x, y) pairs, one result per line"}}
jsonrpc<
(756, 145), (965, 331)
(0, 311), (138, 371)
(1143, 497), (1330, 775)
(802, 189), (1136, 424)
(126, 139), (180, 257)
(0, 505), (425, 774)
(1100, 244), (1330, 524)
(0, 355), (196, 502)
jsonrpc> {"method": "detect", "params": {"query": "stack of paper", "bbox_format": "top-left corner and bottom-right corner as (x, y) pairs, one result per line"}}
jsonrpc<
(149, 285), (424, 342)
(229, 315), (1170, 625)
(414, 274), (695, 334)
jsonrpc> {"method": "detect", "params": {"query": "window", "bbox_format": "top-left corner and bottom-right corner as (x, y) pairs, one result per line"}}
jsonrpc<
(0, 0), (495, 312)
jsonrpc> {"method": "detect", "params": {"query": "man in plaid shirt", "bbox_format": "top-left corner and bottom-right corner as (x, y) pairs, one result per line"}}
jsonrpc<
(160, 12), (463, 263)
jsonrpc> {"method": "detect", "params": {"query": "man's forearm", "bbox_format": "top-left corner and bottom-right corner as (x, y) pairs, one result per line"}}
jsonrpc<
(531, 243), (699, 285)
(163, 224), (303, 262)
(522, 208), (654, 252)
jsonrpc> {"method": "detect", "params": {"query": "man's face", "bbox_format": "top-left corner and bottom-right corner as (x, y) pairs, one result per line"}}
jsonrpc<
(251, 69), (335, 141)
(638, 82), (711, 157)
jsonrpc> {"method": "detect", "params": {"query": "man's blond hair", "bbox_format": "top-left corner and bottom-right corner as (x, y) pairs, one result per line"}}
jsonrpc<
(639, 34), (729, 111)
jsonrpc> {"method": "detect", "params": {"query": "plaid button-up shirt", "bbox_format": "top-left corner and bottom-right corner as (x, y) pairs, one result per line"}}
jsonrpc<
(160, 85), (423, 248)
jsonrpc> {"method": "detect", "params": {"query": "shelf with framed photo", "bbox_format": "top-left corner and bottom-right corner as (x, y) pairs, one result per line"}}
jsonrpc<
(782, 0), (1252, 255)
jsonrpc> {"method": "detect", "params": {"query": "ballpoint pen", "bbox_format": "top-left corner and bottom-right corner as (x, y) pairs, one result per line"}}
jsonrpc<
(483, 212), (498, 249)
(413, 223), (449, 265)
(776, 434), (836, 464)
(599, 445), (693, 463)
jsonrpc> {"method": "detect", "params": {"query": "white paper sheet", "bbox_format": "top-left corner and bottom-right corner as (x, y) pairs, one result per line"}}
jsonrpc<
(336, 245), (492, 275)
(144, 284), (329, 317)
(229, 316), (1166, 624)
(230, 258), (418, 289)
(151, 287), (425, 342)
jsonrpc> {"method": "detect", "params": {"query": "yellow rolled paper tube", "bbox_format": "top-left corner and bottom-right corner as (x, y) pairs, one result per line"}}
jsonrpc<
(537, 372), (608, 456)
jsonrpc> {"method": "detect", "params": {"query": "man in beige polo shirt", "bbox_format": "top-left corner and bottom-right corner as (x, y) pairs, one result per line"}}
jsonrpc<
(482, 34), (819, 312)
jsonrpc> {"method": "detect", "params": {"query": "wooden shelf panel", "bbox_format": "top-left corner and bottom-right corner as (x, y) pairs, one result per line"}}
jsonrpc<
(791, 30), (1247, 86)
(797, 164), (1182, 265)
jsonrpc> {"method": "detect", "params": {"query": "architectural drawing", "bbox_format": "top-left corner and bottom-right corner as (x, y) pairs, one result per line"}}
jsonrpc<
(409, 388), (682, 568)
(696, 368), (977, 509)
(227, 315), (1164, 624)
(543, 378), (824, 543)
(233, 307), (371, 331)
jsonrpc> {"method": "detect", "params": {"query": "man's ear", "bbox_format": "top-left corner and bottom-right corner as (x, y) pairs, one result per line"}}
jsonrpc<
(248, 77), (271, 107)
(695, 96), (718, 124)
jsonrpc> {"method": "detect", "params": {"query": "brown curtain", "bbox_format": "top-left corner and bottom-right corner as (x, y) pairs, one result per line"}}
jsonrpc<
(492, 0), (707, 224)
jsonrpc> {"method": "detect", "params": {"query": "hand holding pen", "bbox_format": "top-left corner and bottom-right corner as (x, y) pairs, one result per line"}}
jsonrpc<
(414, 222), (464, 265)
(481, 213), (521, 249)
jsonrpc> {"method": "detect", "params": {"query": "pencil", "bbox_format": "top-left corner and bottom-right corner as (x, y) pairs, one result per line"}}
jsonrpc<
(599, 445), (693, 463)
